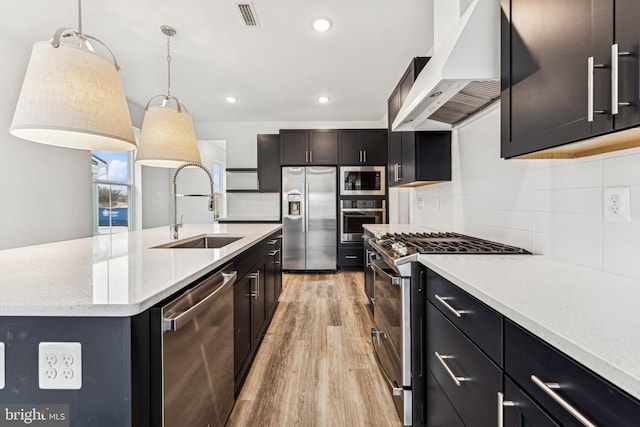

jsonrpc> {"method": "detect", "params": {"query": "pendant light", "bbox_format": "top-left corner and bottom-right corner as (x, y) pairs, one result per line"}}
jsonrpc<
(9, 0), (136, 151)
(135, 25), (201, 168)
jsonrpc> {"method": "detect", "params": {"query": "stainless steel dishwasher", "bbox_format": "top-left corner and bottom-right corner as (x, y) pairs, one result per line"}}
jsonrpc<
(151, 264), (237, 427)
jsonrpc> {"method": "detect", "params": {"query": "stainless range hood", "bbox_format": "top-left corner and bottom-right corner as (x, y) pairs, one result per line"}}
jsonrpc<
(392, 0), (500, 131)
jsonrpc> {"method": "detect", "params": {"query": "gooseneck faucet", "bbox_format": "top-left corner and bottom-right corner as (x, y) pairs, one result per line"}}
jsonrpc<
(171, 162), (218, 239)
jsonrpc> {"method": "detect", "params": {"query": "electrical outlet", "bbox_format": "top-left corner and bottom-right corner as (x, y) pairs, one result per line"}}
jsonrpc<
(0, 342), (5, 389)
(604, 187), (631, 222)
(38, 342), (82, 390)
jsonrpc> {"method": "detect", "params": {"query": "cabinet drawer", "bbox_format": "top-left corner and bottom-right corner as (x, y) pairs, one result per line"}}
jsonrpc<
(505, 320), (640, 426)
(427, 302), (501, 427)
(338, 246), (364, 267)
(426, 368), (464, 427)
(503, 376), (560, 427)
(426, 269), (503, 366)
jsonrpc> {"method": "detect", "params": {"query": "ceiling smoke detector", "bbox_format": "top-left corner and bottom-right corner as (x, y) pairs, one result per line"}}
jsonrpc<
(234, 2), (261, 28)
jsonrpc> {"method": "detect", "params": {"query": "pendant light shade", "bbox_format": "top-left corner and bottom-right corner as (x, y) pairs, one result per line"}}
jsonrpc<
(10, 41), (136, 151)
(135, 25), (201, 168)
(136, 105), (201, 167)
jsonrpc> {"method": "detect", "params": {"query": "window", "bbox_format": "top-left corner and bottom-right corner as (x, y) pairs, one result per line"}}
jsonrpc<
(92, 150), (133, 235)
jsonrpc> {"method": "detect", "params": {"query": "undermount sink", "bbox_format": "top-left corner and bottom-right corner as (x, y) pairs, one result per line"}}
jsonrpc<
(153, 235), (244, 249)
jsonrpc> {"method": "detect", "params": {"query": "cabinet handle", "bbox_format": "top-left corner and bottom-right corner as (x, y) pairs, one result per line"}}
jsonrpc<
(359, 150), (363, 163)
(267, 239), (277, 245)
(268, 249), (279, 257)
(611, 44), (632, 116)
(497, 392), (516, 427)
(434, 352), (469, 386)
(363, 150), (367, 163)
(309, 150), (313, 163)
(434, 294), (469, 318)
(305, 150), (309, 163)
(345, 255), (358, 259)
(394, 163), (400, 182)
(530, 375), (596, 427)
(587, 56), (606, 122)
(249, 271), (260, 299)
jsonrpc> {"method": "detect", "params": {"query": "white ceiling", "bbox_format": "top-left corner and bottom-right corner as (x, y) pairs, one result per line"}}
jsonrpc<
(1, 0), (434, 123)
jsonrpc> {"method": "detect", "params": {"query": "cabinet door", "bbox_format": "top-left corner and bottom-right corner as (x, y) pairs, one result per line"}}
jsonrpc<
(426, 368), (465, 427)
(257, 134), (281, 192)
(503, 377), (560, 427)
(362, 129), (387, 165)
(265, 239), (280, 317)
(250, 261), (268, 345)
(280, 130), (308, 165)
(501, 0), (612, 158)
(388, 86), (402, 186)
(309, 129), (338, 164)
(614, 0), (640, 130)
(233, 273), (252, 386)
(339, 130), (363, 165)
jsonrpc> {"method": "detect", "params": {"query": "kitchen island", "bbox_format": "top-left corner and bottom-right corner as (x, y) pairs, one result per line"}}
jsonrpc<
(0, 223), (281, 426)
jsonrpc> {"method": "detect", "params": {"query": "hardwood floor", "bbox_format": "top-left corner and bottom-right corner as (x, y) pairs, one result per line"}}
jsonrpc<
(227, 272), (402, 427)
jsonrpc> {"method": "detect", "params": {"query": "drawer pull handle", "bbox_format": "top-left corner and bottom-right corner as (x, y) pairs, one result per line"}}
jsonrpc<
(497, 392), (516, 427)
(344, 255), (358, 259)
(530, 375), (597, 427)
(435, 294), (469, 318)
(435, 352), (469, 386)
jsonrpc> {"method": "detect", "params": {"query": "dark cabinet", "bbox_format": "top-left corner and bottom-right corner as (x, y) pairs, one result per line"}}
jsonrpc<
(265, 234), (282, 318)
(337, 245), (364, 269)
(280, 129), (338, 165)
(339, 129), (388, 165)
(502, 377), (560, 427)
(505, 320), (640, 427)
(257, 134), (281, 192)
(501, 0), (640, 158)
(233, 231), (283, 395)
(388, 58), (451, 186)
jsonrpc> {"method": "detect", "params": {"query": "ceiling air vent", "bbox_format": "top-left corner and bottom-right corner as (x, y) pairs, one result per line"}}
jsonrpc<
(235, 2), (261, 28)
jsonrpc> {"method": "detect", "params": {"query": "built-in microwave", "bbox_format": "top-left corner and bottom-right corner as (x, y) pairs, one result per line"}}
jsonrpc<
(340, 166), (386, 196)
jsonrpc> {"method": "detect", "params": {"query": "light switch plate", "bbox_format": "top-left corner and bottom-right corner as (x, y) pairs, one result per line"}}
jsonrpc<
(38, 342), (82, 390)
(0, 342), (5, 389)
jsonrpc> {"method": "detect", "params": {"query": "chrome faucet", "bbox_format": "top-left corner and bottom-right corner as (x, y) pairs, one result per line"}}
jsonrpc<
(171, 162), (219, 239)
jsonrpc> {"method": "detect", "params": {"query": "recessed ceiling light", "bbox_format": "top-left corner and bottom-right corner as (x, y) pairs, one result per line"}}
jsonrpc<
(225, 96), (238, 103)
(313, 18), (332, 32)
(318, 96), (330, 103)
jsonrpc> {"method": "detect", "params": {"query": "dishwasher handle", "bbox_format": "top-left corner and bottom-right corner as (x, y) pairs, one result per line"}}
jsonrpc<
(162, 269), (237, 332)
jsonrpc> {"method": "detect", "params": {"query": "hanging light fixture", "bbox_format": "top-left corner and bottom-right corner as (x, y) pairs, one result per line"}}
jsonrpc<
(135, 25), (201, 168)
(9, 0), (136, 151)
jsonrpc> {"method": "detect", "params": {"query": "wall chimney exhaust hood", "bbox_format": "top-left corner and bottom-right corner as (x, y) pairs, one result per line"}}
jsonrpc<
(392, 0), (500, 131)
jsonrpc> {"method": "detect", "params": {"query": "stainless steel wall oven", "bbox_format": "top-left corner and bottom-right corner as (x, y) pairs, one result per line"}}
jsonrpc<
(340, 199), (386, 242)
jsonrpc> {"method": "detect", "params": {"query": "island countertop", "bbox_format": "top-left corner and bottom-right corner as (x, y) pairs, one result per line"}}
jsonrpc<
(0, 223), (281, 317)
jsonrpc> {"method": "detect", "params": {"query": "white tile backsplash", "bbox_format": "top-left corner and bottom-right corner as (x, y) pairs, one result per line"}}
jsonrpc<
(410, 106), (639, 278)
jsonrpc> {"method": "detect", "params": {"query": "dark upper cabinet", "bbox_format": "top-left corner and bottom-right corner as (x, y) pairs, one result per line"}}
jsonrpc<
(338, 129), (388, 165)
(257, 134), (281, 192)
(388, 57), (451, 186)
(280, 129), (338, 165)
(501, 0), (640, 158)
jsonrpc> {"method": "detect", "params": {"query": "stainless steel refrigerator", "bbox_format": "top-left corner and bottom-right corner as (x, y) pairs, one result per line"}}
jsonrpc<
(282, 166), (336, 271)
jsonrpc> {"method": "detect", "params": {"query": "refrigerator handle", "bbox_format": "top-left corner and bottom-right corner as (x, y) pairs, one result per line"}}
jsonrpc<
(304, 182), (309, 233)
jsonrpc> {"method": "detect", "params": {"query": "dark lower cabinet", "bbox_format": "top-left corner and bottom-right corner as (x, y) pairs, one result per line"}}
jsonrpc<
(363, 240), (375, 309)
(233, 231), (283, 395)
(426, 368), (465, 427)
(505, 320), (640, 427)
(427, 302), (501, 427)
(338, 244), (364, 269)
(503, 377), (560, 427)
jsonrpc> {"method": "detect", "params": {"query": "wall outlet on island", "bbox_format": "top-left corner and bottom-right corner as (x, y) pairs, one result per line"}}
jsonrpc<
(38, 342), (82, 390)
(604, 187), (631, 222)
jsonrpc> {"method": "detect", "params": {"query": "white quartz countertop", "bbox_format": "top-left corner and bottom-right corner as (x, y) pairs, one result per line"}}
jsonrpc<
(364, 224), (640, 400)
(0, 223), (281, 317)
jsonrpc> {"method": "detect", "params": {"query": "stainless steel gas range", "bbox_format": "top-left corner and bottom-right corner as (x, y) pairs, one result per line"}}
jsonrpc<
(367, 231), (530, 426)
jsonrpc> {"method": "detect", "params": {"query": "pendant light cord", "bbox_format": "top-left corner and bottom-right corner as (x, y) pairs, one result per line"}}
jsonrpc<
(166, 34), (172, 98)
(77, 0), (83, 39)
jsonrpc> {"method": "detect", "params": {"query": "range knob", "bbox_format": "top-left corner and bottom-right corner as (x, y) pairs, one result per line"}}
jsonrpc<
(391, 242), (408, 256)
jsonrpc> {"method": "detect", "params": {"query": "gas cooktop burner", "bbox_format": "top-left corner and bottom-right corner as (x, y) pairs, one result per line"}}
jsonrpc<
(376, 232), (531, 256)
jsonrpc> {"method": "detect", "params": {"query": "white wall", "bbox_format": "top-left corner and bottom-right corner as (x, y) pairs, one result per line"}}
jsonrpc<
(409, 105), (640, 281)
(0, 33), (92, 249)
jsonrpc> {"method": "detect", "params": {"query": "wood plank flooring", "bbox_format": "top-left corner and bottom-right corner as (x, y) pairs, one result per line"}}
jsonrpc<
(227, 272), (402, 427)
